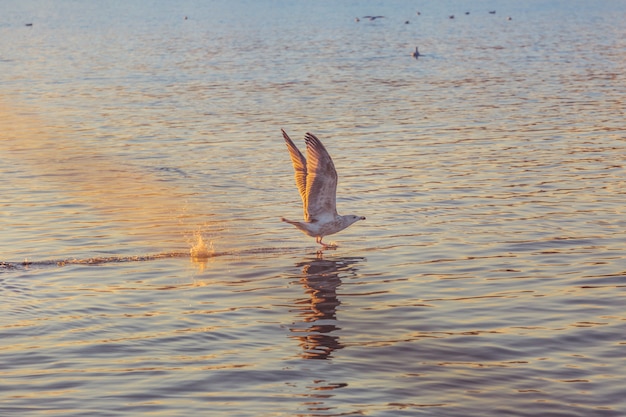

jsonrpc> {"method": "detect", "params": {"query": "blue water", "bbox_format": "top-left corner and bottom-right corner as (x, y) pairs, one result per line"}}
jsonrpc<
(2, 1), (626, 416)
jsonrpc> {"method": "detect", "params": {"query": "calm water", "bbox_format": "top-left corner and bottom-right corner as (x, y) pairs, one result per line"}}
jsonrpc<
(2, 1), (626, 416)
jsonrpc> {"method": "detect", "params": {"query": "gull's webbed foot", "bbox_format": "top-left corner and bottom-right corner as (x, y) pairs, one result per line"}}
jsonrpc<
(316, 236), (337, 250)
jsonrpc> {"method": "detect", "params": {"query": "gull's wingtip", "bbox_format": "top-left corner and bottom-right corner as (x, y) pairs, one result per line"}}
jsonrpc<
(304, 131), (320, 143)
(304, 132), (325, 149)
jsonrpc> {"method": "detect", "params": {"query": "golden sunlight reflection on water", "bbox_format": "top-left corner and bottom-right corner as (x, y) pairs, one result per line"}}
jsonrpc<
(1, 101), (214, 258)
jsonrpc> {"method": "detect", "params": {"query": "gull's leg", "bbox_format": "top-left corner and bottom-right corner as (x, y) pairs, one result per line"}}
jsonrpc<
(316, 236), (337, 250)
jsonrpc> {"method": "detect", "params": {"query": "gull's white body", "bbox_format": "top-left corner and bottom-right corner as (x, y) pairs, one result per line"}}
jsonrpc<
(281, 129), (365, 247)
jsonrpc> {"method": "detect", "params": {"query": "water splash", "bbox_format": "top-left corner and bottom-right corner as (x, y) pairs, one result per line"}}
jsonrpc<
(189, 232), (214, 260)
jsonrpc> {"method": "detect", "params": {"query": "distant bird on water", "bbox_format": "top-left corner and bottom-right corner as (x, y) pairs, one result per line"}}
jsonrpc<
(363, 15), (385, 21)
(281, 129), (366, 248)
(411, 46), (422, 59)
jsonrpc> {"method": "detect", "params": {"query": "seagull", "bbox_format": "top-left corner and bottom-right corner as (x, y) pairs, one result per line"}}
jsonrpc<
(281, 129), (365, 248)
(411, 46), (421, 59)
(363, 15), (385, 21)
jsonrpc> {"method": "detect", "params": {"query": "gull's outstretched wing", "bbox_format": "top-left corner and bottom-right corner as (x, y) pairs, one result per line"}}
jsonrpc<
(282, 129), (308, 216)
(304, 132), (338, 221)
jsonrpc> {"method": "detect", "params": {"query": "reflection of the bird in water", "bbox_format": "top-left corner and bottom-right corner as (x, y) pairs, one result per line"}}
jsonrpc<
(289, 254), (365, 360)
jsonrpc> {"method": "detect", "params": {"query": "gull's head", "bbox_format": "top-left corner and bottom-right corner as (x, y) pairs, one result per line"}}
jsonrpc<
(345, 214), (366, 225)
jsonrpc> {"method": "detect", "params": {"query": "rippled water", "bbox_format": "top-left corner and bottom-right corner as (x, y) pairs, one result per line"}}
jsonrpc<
(2, 1), (626, 416)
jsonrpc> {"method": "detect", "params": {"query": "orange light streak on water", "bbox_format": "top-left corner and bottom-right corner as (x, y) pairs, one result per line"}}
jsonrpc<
(1, 100), (211, 257)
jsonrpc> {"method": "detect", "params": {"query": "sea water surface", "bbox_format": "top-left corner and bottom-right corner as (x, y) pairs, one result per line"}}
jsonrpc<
(1, 1), (626, 416)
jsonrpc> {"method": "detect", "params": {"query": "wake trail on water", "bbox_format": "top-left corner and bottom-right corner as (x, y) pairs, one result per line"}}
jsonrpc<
(1, 234), (306, 270)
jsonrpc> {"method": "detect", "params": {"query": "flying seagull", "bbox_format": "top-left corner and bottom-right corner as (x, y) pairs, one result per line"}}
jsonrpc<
(281, 129), (365, 248)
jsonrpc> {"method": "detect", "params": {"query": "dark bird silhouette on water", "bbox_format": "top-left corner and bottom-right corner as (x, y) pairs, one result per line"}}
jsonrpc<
(363, 15), (385, 21)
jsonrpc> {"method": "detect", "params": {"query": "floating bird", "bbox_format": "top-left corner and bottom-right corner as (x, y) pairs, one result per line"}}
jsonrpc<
(416, 11), (421, 16)
(489, 10), (496, 14)
(507, 16), (512, 20)
(355, 17), (360, 22)
(411, 46), (421, 59)
(281, 130), (365, 248)
(363, 15), (385, 21)
(449, 15), (455, 19)
(25, 23), (33, 27)
(465, 12), (470, 15)
(405, 20), (410, 24)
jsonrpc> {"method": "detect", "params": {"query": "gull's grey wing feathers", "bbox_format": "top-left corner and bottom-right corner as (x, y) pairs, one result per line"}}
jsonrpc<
(304, 132), (338, 221)
(282, 129), (308, 216)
